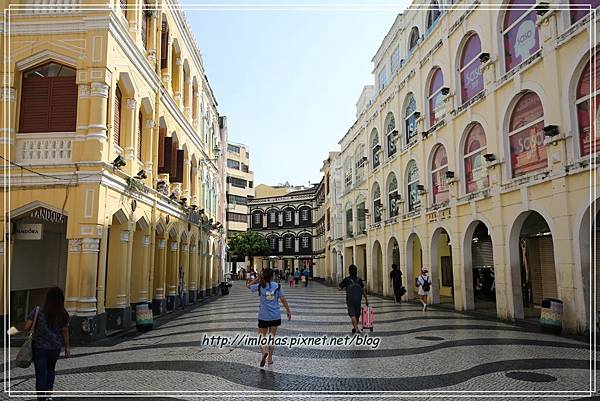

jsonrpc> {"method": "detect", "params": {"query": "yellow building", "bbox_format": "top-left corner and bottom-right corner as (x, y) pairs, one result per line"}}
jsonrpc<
(1, 0), (227, 340)
(327, 1), (598, 334)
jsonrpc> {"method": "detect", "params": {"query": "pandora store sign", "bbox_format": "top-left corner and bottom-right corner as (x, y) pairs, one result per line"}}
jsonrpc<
(14, 223), (43, 240)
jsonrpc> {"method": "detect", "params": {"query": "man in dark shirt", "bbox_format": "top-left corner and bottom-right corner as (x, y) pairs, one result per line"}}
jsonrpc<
(389, 264), (404, 303)
(339, 264), (369, 334)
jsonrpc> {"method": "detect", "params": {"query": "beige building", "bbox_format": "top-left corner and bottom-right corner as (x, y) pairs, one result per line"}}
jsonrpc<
(1, 0), (228, 340)
(225, 141), (254, 272)
(225, 142), (254, 237)
(324, 0), (598, 333)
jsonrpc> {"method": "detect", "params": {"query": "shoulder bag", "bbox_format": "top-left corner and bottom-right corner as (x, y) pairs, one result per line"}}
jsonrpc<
(15, 306), (39, 368)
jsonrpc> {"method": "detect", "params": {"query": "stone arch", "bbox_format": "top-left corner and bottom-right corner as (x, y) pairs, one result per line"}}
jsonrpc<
(372, 240), (383, 294)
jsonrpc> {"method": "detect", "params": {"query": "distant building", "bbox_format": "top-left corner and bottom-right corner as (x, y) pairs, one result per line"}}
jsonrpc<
(248, 181), (326, 277)
(225, 142), (254, 272)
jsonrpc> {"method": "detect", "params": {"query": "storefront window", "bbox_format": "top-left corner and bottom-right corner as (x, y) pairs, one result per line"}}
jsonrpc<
(460, 33), (484, 104)
(464, 123), (489, 193)
(428, 67), (444, 126)
(431, 145), (449, 205)
(502, 0), (539, 73)
(508, 91), (547, 177)
(576, 53), (600, 156)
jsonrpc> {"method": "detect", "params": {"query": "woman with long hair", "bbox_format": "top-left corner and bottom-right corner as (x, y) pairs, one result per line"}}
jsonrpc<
(246, 268), (292, 368)
(23, 287), (70, 401)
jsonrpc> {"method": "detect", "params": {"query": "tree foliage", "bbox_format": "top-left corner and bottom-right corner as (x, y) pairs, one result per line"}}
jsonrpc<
(227, 231), (270, 268)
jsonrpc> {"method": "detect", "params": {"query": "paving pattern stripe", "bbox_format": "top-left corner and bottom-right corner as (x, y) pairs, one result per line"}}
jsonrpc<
(7, 358), (590, 392)
(182, 308), (462, 319)
(18, 336), (585, 368)
(158, 315), (489, 331)
(135, 324), (531, 341)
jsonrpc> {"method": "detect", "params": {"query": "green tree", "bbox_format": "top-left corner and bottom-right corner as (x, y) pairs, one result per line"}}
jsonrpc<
(227, 231), (270, 270)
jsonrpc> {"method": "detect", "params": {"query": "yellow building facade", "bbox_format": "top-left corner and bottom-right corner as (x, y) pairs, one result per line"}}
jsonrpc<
(1, 0), (227, 340)
(326, 1), (598, 334)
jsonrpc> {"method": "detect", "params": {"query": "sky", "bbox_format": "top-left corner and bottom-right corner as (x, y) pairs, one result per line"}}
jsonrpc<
(181, 1), (409, 186)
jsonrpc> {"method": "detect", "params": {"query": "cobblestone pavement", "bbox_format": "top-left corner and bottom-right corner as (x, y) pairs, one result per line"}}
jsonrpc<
(3, 281), (595, 400)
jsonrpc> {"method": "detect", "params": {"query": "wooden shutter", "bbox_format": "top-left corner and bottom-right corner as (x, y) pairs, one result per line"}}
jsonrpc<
(141, 1), (148, 50)
(159, 136), (172, 174)
(158, 128), (165, 169)
(113, 87), (122, 146)
(170, 141), (178, 178)
(49, 76), (77, 132)
(472, 240), (494, 269)
(538, 236), (558, 300)
(172, 149), (184, 183)
(19, 78), (50, 133)
(160, 21), (169, 69)
(137, 111), (143, 161)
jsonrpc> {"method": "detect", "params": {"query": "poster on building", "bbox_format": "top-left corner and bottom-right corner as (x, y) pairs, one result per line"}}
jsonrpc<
(14, 223), (43, 240)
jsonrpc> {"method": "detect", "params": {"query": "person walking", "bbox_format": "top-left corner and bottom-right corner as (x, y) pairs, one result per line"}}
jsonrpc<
(302, 267), (310, 287)
(417, 268), (431, 311)
(178, 266), (185, 310)
(389, 264), (404, 303)
(339, 264), (369, 334)
(293, 268), (301, 286)
(23, 287), (70, 401)
(288, 270), (295, 288)
(247, 268), (292, 368)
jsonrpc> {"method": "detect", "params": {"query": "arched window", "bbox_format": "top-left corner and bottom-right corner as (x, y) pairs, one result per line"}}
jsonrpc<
(299, 233), (312, 253)
(19, 62), (77, 134)
(502, 0), (539, 73)
(570, 0), (600, 24)
(344, 158), (353, 191)
(408, 27), (420, 53)
(464, 123), (489, 193)
(576, 53), (600, 156)
(268, 235), (279, 254)
(283, 234), (295, 254)
(345, 204), (354, 237)
(137, 111), (143, 161)
(460, 33), (484, 104)
(141, 0), (149, 49)
(299, 205), (312, 225)
(283, 207), (295, 227)
(426, 0), (441, 30)
(355, 144), (365, 183)
(428, 67), (444, 126)
(385, 112), (398, 157)
(252, 210), (262, 228)
(371, 129), (381, 169)
(508, 91), (547, 177)
(267, 208), (278, 228)
(407, 160), (420, 212)
(114, 86), (122, 146)
(431, 145), (449, 204)
(356, 196), (366, 233)
(372, 183), (382, 223)
(387, 173), (399, 218)
(404, 93), (418, 144)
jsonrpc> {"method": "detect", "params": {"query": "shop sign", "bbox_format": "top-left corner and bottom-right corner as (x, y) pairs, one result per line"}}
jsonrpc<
(30, 208), (65, 223)
(14, 223), (43, 240)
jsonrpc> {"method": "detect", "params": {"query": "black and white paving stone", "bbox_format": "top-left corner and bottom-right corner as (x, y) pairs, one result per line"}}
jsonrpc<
(3, 281), (595, 400)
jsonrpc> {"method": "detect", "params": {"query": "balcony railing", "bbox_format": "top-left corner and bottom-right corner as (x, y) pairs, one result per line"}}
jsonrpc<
(16, 133), (74, 164)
